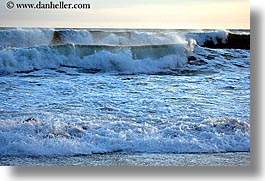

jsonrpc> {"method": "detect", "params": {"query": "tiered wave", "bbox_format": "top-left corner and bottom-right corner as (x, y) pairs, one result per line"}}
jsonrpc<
(0, 28), (249, 75)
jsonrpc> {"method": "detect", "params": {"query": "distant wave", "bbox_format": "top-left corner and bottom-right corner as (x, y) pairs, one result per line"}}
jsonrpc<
(186, 31), (250, 50)
(0, 28), (249, 49)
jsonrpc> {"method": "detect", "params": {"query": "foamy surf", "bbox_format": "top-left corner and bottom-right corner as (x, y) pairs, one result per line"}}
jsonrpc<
(0, 115), (249, 156)
(0, 28), (250, 157)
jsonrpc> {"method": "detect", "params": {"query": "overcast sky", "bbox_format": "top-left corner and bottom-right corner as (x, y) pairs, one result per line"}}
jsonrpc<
(0, 0), (250, 28)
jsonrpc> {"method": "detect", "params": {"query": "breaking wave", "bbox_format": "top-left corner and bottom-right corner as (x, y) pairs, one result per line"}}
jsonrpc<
(0, 28), (249, 49)
(0, 44), (189, 75)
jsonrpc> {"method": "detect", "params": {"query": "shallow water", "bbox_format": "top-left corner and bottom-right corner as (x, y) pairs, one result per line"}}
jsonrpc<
(0, 153), (250, 166)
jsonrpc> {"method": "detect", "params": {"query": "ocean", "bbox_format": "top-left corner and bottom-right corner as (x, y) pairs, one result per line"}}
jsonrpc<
(0, 28), (250, 166)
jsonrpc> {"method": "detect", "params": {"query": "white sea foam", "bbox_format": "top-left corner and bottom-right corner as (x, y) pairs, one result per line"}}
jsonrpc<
(0, 116), (250, 156)
(0, 28), (54, 48)
(0, 28), (230, 48)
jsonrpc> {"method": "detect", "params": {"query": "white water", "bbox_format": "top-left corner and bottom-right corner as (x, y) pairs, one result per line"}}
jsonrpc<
(0, 115), (249, 156)
(0, 28), (229, 48)
(0, 28), (54, 48)
(0, 28), (250, 156)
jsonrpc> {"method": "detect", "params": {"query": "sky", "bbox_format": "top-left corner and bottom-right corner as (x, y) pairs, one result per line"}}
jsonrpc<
(0, 0), (250, 29)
